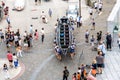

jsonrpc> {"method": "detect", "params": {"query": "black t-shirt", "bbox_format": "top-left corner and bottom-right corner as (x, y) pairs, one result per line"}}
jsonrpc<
(63, 69), (69, 77)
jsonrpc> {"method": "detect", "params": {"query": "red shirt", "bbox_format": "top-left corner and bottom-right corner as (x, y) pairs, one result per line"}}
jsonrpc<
(7, 53), (13, 60)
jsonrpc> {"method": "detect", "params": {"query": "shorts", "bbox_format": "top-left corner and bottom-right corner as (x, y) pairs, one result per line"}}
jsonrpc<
(95, 7), (97, 9)
(92, 22), (95, 26)
(99, 8), (102, 11)
(24, 43), (28, 47)
(42, 17), (45, 20)
(9, 60), (13, 63)
(8, 22), (10, 24)
(1, 36), (4, 39)
(90, 13), (92, 15)
(70, 49), (75, 53)
(97, 64), (103, 68)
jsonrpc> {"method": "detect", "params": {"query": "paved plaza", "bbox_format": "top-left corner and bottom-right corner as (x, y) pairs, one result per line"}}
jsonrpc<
(0, 0), (119, 80)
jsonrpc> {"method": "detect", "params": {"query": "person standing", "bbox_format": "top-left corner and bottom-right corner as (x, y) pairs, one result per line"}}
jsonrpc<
(89, 7), (93, 19)
(86, 73), (97, 80)
(34, 29), (39, 40)
(117, 35), (120, 49)
(30, 25), (33, 35)
(0, 29), (4, 43)
(63, 66), (69, 80)
(76, 16), (80, 28)
(16, 46), (22, 57)
(40, 11), (47, 23)
(7, 51), (13, 68)
(4, 6), (9, 18)
(41, 28), (45, 43)
(96, 51), (104, 74)
(1, 1), (5, 8)
(72, 73), (77, 80)
(106, 32), (112, 51)
(97, 41), (106, 56)
(91, 18), (95, 30)
(98, 2), (103, 14)
(35, 0), (37, 5)
(90, 35), (95, 50)
(85, 30), (89, 43)
(6, 15), (11, 27)
(48, 8), (52, 17)
(94, 1), (98, 12)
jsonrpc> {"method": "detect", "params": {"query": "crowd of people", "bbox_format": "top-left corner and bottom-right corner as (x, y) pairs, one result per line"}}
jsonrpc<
(0, 1), (47, 79)
(62, 0), (120, 80)
(0, 0), (120, 80)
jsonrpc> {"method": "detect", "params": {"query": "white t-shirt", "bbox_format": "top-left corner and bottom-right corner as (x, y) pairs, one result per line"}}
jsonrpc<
(98, 3), (102, 9)
(13, 56), (17, 62)
(14, 35), (18, 41)
(24, 32), (27, 37)
(19, 40), (22, 46)
(89, 8), (93, 14)
(77, 16), (80, 22)
(94, 2), (98, 8)
(41, 30), (45, 35)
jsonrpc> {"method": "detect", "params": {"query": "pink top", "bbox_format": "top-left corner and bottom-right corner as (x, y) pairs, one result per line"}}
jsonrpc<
(87, 74), (96, 80)
(7, 53), (13, 60)
(36, 32), (38, 37)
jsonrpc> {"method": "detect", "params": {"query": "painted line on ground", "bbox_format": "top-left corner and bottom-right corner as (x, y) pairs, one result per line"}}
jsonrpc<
(30, 54), (55, 80)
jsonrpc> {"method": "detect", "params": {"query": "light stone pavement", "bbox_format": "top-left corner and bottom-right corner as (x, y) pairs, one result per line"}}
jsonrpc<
(0, 0), (117, 80)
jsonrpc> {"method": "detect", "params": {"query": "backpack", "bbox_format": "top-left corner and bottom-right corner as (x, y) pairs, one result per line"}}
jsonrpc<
(107, 35), (112, 41)
(65, 70), (69, 77)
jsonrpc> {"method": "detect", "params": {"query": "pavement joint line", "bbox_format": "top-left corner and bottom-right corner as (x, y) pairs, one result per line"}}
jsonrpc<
(30, 54), (55, 80)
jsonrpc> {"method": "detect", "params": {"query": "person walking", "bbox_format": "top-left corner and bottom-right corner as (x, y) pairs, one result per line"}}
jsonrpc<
(7, 51), (13, 68)
(41, 28), (45, 43)
(48, 8), (52, 17)
(3, 64), (10, 79)
(63, 66), (69, 80)
(13, 53), (19, 68)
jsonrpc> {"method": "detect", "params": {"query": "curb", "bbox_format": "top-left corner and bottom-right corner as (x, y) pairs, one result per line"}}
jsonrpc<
(11, 62), (25, 80)
(0, 59), (25, 80)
